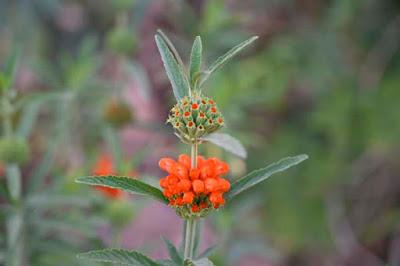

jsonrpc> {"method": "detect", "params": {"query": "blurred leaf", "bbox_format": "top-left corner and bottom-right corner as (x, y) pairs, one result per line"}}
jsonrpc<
(189, 36), (202, 88)
(161, 236), (183, 265)
(27, 194), (91, 209)
(1, 46), (19, 91)
(192, 258), (215, 266)
(6, 165), (21, 201)
(155, 34), (190, 100)
(77, 249), (160, 265)
(225, 154), (308, 201)
(202, 133), (247, 158)
(156, 259), (176, 266)
(76, 176), (168, 204)
(196, 245), (218, 260)
(199, 36), (258, 87)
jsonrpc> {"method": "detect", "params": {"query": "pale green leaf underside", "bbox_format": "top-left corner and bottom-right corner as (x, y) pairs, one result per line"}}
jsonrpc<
(225, 154), (308, 201)
(202, 133), (247, 158)
(75, 176), (168, 204)
(155, 34), (190, 100)
(200, 36), (258, 87)
(189, 36), (202, 87)
(77, 249), (160, 266)
(192, 258), (215, 266)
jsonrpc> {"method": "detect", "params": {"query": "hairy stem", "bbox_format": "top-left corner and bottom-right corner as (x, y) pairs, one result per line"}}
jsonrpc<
(183, 142), (200, 261)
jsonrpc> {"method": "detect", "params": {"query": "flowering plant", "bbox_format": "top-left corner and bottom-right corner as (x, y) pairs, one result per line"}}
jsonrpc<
(76, 30), (308, 265)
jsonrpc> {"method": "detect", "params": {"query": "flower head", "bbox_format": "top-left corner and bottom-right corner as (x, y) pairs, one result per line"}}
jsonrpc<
(166, 95), (224, 144)
(159, 154), (230, 218)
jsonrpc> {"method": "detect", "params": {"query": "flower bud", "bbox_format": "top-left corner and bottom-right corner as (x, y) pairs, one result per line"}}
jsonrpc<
(167, 95), (224, 143)
(0, 137), (29, 165)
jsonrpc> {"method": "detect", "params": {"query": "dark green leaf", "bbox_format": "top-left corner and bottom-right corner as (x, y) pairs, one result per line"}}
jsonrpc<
(202, 133), (247, 158)
(225, 154), (309, 201)
(162, 236), (183, 265)
(199, 36), (258, 87)
(189, 36), (202, 88)
(76, 176), (168, 204)
(77, 249), (160, 266)
(155, 34), (190, 100)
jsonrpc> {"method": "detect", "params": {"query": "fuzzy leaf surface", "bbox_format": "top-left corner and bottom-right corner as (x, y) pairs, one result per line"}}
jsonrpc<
(202, 133), (247, 158)
(155, 34), (190, 100)
(162, 236), (183, 265)
(189, 36), (202, 87)
(225, 154), (308, 201)
(200, 36), (258, 87)
(76, 176), (168, 204)
(77, 249), (160, 266)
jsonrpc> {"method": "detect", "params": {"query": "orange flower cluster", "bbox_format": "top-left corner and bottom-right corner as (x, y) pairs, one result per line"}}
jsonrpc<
(92, 154), (124, 199)
(159, 154), (230, 212)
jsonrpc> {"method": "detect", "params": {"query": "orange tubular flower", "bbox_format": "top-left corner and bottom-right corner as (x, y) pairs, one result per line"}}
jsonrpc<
(159, 154), (231, 218)
(92, 154), (124, 199)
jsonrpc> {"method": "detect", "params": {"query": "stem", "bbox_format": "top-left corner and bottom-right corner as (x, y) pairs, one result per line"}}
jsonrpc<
(183, 142), (200, 261)
(2, 95), (24, 266)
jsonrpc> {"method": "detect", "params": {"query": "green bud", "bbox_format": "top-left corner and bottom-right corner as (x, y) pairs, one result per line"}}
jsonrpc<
(0, 137), (29, 165)
(167, 95), (224, 143)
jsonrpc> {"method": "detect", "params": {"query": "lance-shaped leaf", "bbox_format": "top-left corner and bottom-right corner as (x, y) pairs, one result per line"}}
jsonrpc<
(196, 245), (218, 260)
(202, 133), (247, 158)
(76, 176), (168, 204)
(225, 154), (308, 201)
(199, 36), (258, 87)
(189, 36), (202, 88)
(162, 236), (183, 265)
(155, 34), (190, 100)
(77, 249), (160, 266)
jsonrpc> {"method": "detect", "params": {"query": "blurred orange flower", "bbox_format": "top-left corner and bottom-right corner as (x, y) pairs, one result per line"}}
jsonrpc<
(92, 153), (124, 199)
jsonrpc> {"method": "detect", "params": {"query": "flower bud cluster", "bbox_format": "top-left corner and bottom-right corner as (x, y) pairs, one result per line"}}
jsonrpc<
(159, 154), (230, 218)
(166, 95), (224, 143)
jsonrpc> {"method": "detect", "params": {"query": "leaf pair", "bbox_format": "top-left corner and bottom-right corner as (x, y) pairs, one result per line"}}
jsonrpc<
(76, 155), (308, 207)
(155, 30), (258, 101)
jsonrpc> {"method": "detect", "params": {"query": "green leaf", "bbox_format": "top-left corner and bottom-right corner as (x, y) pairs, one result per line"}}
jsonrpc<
(225, 154), (308, 201)
(76, 176), (168, 204)
(191, 258), (215, 266)
(156, 30), (185, 70)
(77, 249), (160, 266)
(196, 245), (218, 260)
(189, 36), (202, 88)
(2, 46), (19, 90)
(162, 236), (183, 265)
(155, 34), (190, 100)
(199, 36), (258, 87)
(202, 133), (247, 158)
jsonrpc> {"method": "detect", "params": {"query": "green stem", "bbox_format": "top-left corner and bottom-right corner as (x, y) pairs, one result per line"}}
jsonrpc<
(183, 142), (200, 261)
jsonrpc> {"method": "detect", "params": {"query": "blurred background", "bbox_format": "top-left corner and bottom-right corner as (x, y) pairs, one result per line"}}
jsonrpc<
(1, 0), (400, 265)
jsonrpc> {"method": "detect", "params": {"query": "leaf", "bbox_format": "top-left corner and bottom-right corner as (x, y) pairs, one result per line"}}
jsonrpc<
(199, 36), (258, 87)
(191, 258), (215, 266)
(156, 30), (185, 70)
(2, 46), (19, 90)
(155, 34), (190, 100)
(189, 36), (202, 88)
(77, 249), (160, 266)
(202, 133), (247, 158)
(225, 154), (309, 201)
(196, 245), (218, 260)
(162, 236), (183, 265)
(76, 176), (168, 204)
